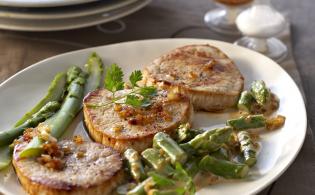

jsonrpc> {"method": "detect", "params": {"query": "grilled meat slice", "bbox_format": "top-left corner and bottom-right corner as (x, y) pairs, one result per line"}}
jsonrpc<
(83, 89), (193, 152)
(143, 44), (244, 111)
(13, 140), (124, 195)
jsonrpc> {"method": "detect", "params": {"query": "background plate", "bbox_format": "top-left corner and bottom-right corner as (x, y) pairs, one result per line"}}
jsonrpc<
(0, 39), (306, 195)
(0, 0), (98, 8)
(0, 0), (138, 20)
(0, 0), (151, 31)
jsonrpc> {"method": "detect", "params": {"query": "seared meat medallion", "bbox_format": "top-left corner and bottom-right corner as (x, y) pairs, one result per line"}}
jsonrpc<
(83, 89), (192, 152)
(143, 44), (244, 111)
(13, 140), (124, 195)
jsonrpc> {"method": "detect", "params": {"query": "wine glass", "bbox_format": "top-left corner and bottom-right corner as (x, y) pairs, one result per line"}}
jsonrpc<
(204, 0), (253, 35)
(234, 0), (287, 62)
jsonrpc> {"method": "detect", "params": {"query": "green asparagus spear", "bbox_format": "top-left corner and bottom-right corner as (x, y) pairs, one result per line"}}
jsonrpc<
(130, 164), (195, 195)
(49, 67), (86, 138)
(176, 123), (203, 143)
(238, 91), (255, 113)
(84, 52), (104, 95)
(150, 189), (183, 195)
(172, 163), (195, 195)
(237, 131), (257, 166)
(184, 158), (200, 177)
(250, 80), (270, 106)
(0, 101), (61, 147)
(14, 72), (66, 127)
(148, 172), (175, 187)
(19, 66), (86, 158)
(18, 136), (44, 158)
(124, 148), (146, 182)
(141, 148), (173, 175)
(188, 126), (232, 154)
(179, 143), (197, 156)
(153, 132), (187, 164)
(0, 146), (11, 170)
(146, 164), (195, 195)
(199, 155), (249, 179)
(226, 114), (266, 130)
(127, 177), (154, 195)
(210, 147), (230, 161)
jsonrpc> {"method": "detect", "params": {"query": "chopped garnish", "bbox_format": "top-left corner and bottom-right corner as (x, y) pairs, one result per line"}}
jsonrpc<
(76, 151), (85, 159)
(73, 135), (84, 145)
(114, 104), (123, 112)
(112, 125), (123, 132)
(266, 115), (286, 130)
(37, 154), (64, 170)
(42, 142), (63, 158)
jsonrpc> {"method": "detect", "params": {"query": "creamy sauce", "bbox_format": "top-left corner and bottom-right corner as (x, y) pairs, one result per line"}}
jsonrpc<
(251, 93), (279, 116)
(194, 172), (221, 190)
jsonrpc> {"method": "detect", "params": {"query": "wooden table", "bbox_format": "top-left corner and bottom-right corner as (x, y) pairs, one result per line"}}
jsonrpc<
(0, 0), (315, 194)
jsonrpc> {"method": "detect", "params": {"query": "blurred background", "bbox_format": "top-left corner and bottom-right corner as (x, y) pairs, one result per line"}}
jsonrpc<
(0, 0), (313, 80)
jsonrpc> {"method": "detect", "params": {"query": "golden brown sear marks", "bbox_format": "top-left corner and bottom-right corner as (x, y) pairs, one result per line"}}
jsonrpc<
(13, 140), (124, 195)
(83, 89), (193, 152)
(143, 44), (244, 111)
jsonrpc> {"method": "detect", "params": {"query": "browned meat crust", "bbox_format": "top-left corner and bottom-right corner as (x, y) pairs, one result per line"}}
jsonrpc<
(83, 89), (193, 152)
(13, 140), (124, 195)
(143, 44), (244, 111)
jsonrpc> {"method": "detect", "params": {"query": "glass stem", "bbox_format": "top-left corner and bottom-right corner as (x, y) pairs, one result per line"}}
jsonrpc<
(249, 37), (268, 53)
(255, 0), (271, 5)
(225, 6), (240, 24)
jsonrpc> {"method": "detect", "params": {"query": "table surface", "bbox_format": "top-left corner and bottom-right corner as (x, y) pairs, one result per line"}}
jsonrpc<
(0, 0), (315, 194)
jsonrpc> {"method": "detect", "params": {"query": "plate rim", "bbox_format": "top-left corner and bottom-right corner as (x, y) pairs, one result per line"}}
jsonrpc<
(0, 38), (307, 195)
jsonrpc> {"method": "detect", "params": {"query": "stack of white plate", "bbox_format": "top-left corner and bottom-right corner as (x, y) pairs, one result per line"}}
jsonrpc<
(0, 0), (151, 31)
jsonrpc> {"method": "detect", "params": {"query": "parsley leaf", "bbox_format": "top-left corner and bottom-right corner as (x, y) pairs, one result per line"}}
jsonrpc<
(125, 95), (152, 108)
(125, 94), (143, 108)
(140, 98), (152, 108)
(139, 86), (157, 97)
(89, 64), (158, 109)
(129, 70), (142, 88)
(104, 64), (124, 93)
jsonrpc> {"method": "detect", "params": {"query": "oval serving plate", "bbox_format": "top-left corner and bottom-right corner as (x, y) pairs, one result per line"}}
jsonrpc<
(0, 38), (306, 195)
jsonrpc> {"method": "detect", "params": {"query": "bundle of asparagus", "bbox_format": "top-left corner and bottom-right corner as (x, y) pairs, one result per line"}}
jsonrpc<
(122, 128), (250, 194)
(122, 81), (286, 195)
(0, 52), (103, 169)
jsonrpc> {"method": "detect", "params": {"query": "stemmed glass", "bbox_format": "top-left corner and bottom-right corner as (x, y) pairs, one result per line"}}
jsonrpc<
(204, 0), (253, 35)
(234, 0), (287, 62)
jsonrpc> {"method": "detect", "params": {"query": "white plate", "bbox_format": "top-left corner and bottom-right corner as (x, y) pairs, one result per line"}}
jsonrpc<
(0, 0), (98, 8)
(0, 39), (306, 195)
(0, 0), (150, 31)
(0, 0), (138, 20)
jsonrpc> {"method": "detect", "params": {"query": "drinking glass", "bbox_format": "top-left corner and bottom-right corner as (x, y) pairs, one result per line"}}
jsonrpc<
(204, 0), (253, 35)
(234, 0), (288, 62)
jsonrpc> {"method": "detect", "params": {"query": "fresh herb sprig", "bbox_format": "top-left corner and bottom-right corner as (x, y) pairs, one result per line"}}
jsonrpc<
(89, 64), (157, 108)
(104, 64), (124, 98)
